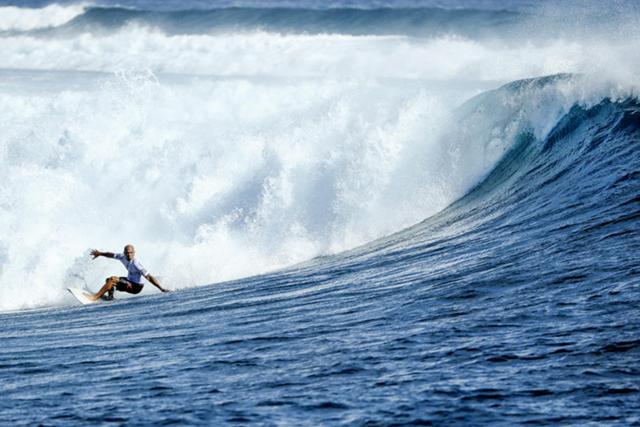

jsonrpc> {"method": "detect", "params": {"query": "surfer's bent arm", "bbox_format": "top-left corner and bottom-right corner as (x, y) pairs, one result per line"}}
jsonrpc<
(146, 274), (169, 292)
(91, 249), (116, 259)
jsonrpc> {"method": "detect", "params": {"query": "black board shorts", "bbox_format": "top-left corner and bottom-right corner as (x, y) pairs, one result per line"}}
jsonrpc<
(115, 277), (144, 294)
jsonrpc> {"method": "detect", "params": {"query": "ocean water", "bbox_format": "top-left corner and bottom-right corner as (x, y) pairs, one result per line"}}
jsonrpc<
(1, 0), (639, 425)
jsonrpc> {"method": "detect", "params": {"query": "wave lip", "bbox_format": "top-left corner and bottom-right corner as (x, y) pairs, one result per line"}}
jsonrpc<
(0, 4), (88, 32)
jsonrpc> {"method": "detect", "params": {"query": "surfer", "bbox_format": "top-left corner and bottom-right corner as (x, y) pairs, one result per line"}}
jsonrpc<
(89, 244), (168, 301)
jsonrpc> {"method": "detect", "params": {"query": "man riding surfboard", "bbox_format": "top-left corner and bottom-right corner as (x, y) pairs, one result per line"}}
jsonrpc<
(89, 244), (168, 301)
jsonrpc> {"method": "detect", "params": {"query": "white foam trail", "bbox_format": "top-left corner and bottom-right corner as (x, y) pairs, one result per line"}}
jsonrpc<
(0, 4), (87, 32)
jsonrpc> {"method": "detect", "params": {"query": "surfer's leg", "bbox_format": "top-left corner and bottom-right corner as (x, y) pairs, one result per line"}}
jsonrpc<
(90, 276), (119, 301)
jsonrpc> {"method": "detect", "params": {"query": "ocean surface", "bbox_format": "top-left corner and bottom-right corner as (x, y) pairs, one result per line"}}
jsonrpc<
(1, 0), (639, 425)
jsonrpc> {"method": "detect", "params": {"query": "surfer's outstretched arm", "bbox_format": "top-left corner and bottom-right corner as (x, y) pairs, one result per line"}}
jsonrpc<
(91, 249), (116, 259)
(145, 274), (169, 293)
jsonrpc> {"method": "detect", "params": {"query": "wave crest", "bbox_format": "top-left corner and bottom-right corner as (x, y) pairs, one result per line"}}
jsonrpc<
(0, 4), (87, 32)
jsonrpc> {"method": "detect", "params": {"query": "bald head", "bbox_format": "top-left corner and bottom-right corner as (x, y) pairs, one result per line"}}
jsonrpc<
(124, 244), (135, 261)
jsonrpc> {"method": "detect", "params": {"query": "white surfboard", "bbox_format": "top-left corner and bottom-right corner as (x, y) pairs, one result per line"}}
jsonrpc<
(67, 287), (99, 305)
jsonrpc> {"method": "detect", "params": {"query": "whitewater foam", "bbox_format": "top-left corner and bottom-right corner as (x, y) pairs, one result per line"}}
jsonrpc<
(0, 4), (88, 32)
(2, 67), (636, 312)
(1, 28), (636, 82)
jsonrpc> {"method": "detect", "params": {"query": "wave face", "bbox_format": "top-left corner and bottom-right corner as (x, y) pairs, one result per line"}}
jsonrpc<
(1, 77), (638, 425)
(0, 1), (639, 424)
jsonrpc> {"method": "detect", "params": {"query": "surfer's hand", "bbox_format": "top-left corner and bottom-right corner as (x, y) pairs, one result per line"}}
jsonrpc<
(90, 249), (101, 259)
(161, 288), (170, 293)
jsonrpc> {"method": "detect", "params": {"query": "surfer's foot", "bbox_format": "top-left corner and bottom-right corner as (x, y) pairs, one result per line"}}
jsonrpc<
(102, 288), (115, 301)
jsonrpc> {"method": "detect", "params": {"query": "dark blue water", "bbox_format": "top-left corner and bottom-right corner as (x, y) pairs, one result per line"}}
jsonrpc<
(1, 75), (639, 425)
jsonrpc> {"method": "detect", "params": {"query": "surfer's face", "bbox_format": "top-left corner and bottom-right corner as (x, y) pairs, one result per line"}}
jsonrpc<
(124, 246), (135, 261)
